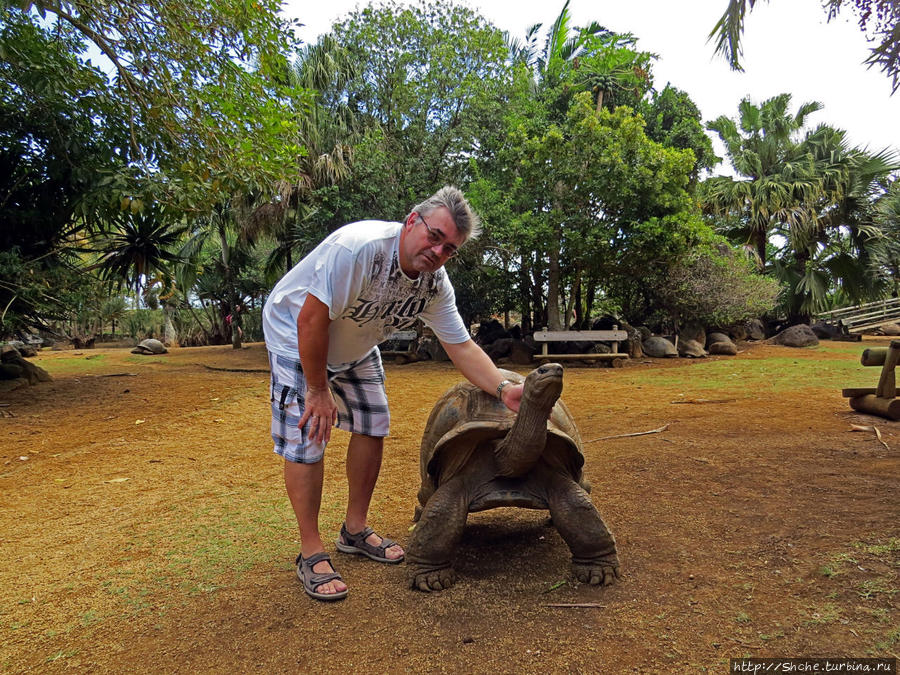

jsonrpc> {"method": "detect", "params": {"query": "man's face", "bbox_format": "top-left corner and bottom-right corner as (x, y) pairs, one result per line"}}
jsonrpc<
(398, 206), (464, 277)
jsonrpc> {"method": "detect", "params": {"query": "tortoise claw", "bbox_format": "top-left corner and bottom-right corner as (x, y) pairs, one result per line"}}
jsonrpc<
(409, 566), (456, 592)
(573, 561), (620, 586)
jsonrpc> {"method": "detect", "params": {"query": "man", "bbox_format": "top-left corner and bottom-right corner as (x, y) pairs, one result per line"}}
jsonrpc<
(262, 186), (524, 601)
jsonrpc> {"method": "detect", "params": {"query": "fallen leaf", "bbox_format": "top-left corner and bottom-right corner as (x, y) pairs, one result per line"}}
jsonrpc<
(210, 397), (220, 401)
(105, 477), (129, 483)
(213, 418), (225, 423)
(134, 419), (145, 425)
(18, 456), (28, 461)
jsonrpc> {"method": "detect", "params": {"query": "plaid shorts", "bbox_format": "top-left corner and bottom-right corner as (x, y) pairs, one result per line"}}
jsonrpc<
(268, 348), (390, 464)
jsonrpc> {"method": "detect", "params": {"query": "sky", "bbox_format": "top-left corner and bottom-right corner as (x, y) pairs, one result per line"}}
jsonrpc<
(281, 0), (900, 176)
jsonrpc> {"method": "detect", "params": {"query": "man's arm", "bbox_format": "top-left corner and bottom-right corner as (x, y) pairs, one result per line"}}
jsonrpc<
(441, 338), (524, 412)
(297, 294), (338, 444)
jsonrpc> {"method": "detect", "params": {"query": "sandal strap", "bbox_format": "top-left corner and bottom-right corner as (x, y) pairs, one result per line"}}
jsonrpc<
(297, 551), (333, 567)
(298, 552), (344, 590)
(341, 523), (398, 554)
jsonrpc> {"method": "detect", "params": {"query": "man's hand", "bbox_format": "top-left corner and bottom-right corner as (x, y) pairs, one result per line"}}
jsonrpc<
(297, 387), (338, 445)
(500, 382), (524, 413)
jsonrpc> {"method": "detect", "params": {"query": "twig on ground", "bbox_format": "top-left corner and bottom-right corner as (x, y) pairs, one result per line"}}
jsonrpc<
(849, 424), (890, 451)
(671, 398), (736, 405)
(201, 365), (269, 373)
(585, 424), (669, 443)
(91, 373), (138, 377)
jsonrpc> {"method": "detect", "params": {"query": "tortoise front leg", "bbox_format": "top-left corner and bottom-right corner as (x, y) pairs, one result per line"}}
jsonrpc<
(406, 476), (469, 592)
(540, 468), (620, 586)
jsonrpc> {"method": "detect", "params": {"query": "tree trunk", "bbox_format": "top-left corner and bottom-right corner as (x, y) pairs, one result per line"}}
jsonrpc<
(216, 210), (242, 350)
(163, 305), (177, 347)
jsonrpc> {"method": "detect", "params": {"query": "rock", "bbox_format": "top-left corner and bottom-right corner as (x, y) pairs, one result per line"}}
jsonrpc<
(880, 323), (900, 336)
(772, 324), (819, 348)
(728, 325), (748, 342)
(680, 321), (706, 346)
(677, 338), (707, 358)
(642, 336), (678, 358)
(417, 337), (450, 362)
(591, 315), (622, 331)
(810, 322), (844, 340)
(744, 318), (766, 341)
(475, 319), (509, 346)
(0, 348), (52, 384)
(0, 363), (24, 379)
(708, 340), (738, 355)
(706, 332), (731, 347)
(508, 340), (536, 365)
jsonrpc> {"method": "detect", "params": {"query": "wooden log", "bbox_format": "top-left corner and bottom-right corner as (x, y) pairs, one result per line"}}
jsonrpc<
(536, 353), (629, 361)
(842, 387), (878, 398)
(861, 348), (888, 366)
(849, 395), (900, 420)
(875, 341), (900, 398)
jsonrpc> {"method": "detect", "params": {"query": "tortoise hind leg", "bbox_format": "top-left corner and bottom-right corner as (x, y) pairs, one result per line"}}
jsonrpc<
(540, 468), (620, 586)
(406, 476), (469, 591)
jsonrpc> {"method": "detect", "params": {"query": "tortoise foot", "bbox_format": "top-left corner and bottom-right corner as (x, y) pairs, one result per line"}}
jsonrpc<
(572, 558), (620, 586)
(409, 564), (457, 592)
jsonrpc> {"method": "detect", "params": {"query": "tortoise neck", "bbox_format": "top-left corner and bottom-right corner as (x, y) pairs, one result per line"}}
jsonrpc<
(493, 392), (554, 477)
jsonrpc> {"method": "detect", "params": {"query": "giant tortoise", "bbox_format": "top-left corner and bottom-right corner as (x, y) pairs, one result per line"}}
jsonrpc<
(406, 363), (619, 591)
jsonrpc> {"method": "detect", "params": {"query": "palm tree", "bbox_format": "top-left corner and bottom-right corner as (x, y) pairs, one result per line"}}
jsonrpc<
(710, 0), (900, 94)
(703, 93), (899, 321)
(702, 93), (826, 269)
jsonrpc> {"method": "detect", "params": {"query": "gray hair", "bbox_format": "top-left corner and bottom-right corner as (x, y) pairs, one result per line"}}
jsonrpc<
(407, 185), (482, 242)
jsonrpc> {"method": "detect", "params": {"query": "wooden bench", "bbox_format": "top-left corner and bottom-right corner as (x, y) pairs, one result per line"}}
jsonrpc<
(379, 330), (418, 359)
(533, 327), (629, 365)
(842, 340), (900, 419)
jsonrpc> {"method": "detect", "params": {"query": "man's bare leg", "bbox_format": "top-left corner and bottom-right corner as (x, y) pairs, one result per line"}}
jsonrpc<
(284, 459), (347, 595)
(343, 433), (404, 559)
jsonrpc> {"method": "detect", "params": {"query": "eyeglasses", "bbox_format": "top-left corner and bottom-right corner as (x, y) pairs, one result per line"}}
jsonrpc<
(418, 214), (459, 259)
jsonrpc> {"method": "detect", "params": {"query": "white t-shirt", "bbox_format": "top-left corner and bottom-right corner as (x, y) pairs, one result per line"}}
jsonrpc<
(263, 220), (470, 367)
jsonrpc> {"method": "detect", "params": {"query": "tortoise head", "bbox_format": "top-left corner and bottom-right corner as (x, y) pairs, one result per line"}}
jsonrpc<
(522, 363), (564, 412)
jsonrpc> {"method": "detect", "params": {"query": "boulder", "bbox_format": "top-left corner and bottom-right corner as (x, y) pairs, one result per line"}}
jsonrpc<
(810, 322), (843, 340)
(772, 324), (819, 348)
(679, 321), (706, 346)
(475, 319), (509, 346)
(706, 332), (731, 347)
(677, 338), (707, 358)
(744, 318), (766, 341)
(642, 336), (678, 358)
(417, 337), (450, 362)
(0, 347), (52, 384)
(708, 340), (738, 356)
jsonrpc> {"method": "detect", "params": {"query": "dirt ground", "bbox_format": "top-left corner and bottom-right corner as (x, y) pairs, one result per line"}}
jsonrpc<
(0, 338), (897, 673)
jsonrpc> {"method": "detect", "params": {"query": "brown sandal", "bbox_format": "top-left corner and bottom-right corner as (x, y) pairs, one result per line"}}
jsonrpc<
(296, 552), (348, 601)
(335, 523), (404, 564)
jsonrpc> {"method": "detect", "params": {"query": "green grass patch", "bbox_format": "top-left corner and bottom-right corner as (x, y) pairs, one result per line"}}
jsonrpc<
(624, 352), (872, 394)
(36, 353), (110, 375)
(97, 490), (297, 616)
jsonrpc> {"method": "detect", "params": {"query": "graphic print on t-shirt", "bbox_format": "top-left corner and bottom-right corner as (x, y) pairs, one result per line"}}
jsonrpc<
(340, 250), (440, 334)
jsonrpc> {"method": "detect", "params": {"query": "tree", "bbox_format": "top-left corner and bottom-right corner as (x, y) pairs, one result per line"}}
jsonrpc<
(640, 85), (719, 182)
(496, 92), (706, 331)
(702, 93), (827, 268)
(0, 12), (125, 334)
(6, 0), (306, 209)
(710, 0), (900, 93)
(326, 0), (512, 219)
(702, 93), (899, 321)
